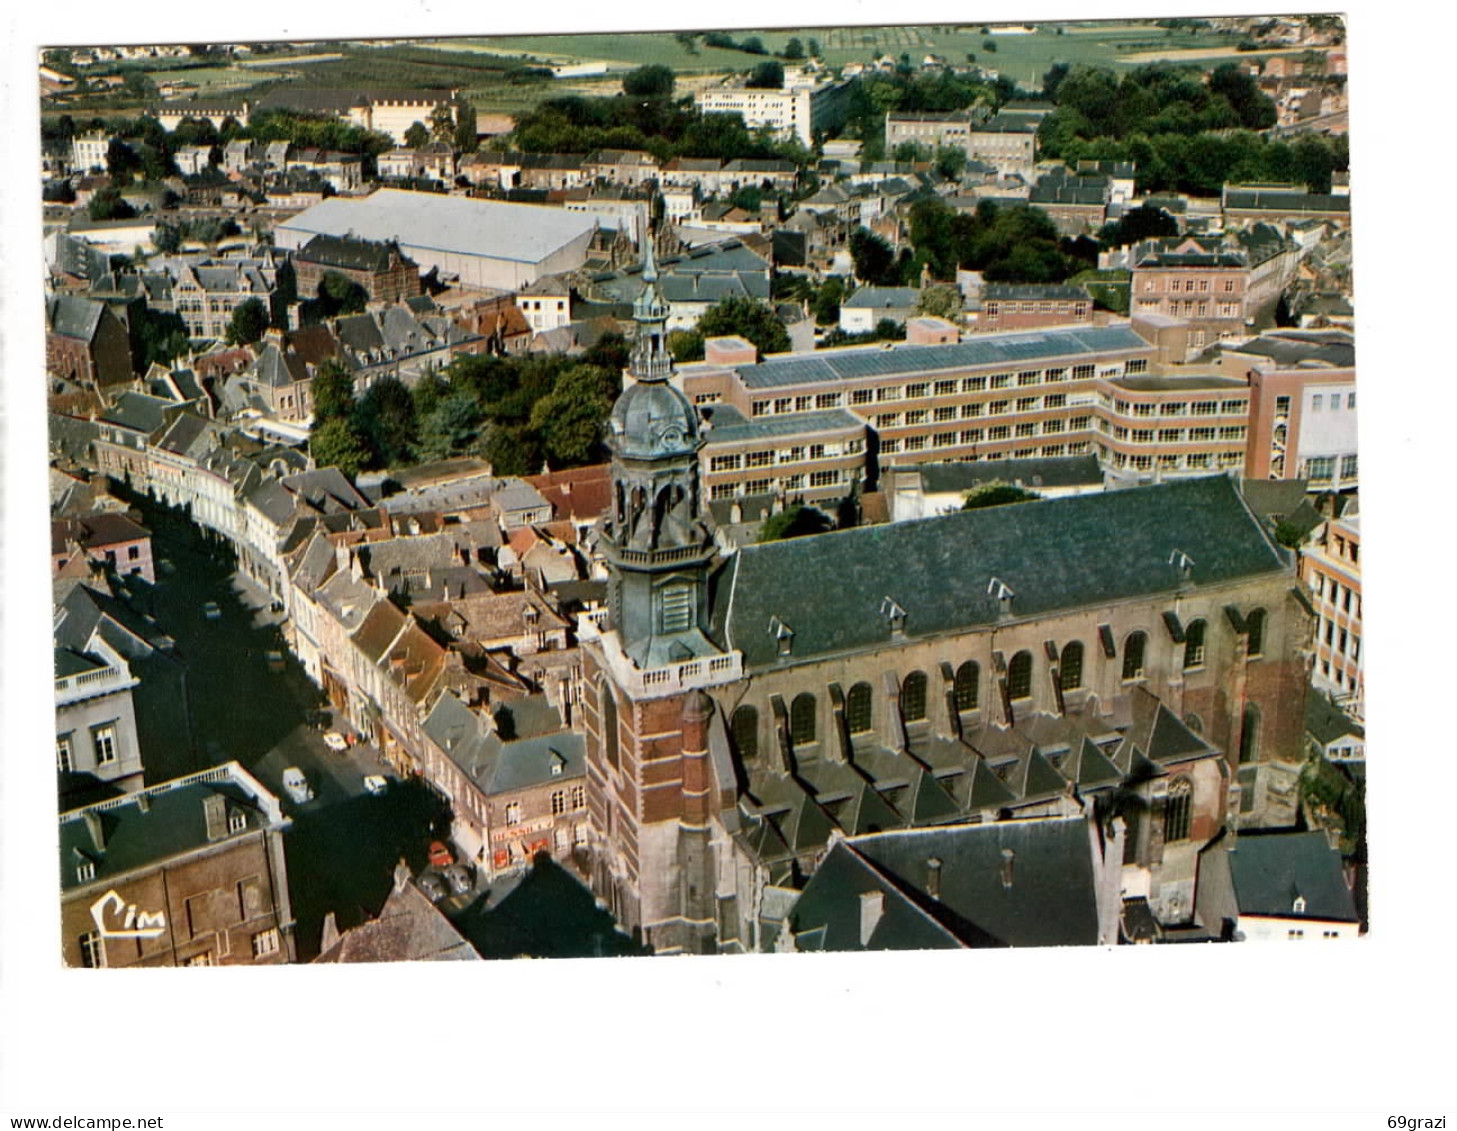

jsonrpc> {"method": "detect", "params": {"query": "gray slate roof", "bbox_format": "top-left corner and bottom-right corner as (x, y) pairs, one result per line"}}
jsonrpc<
(703, 406), (862, 445)
(1227, 831), (1358, 922)
(711, 475), (1287, 669)
(916, 454), (1102, 494)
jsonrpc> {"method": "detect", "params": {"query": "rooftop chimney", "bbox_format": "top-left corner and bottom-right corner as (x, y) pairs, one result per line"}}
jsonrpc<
(203, 793), (228, 842)
(83, 811), (106, 853)
(925, 856), (943, 901)
(859, 890), (885, 947)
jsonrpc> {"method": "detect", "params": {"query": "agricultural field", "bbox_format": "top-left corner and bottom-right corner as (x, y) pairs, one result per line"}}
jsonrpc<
(457, 21), (1269, 88)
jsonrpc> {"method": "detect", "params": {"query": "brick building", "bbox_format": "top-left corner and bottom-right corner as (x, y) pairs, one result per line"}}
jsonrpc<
(973, 283), (1093, 333)
(1131, 227), (1298, 354)
(578, 235), (1313, 953)
(60, 763), (296, 967)
(45, 294), (133, 392)
(292, 234), (423, 306)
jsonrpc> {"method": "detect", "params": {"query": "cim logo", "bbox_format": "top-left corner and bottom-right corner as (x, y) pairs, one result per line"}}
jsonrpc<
(89, 890), (167, 940)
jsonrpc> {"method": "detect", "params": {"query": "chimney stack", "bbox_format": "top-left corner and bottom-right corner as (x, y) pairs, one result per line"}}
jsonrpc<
(925, 856), (943, 901)
(203, 794), (228, 842)
(859, 890), (885, 947)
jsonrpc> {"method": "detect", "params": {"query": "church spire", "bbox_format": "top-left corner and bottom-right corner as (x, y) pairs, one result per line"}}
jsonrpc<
(630, 225), (672, 382)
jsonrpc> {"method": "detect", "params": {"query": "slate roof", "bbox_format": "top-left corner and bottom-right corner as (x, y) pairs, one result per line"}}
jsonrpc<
(1222, 330), (1354, 369)
(1227, 831), (1358, 922)
(983, 283), (1091, 302)
(60, 764), (286, 894)
(1305, 688), (1364, 747)
(703, 406), (862, 445)
(791, 815), (1105, 950)
(788, 842), (965, 951)
(713, 474), (1286, 669)
(916, 455), (1102, 494)
(730, 325), (1149, 391)
(1224, 190), (1349, 214)
(47, 294), (106, 341)
(843, 286), (920, 310)
(99, 393), (174, 436)
(297, 233), (411, 273)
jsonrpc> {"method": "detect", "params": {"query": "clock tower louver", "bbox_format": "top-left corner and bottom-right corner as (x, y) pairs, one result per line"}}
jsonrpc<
(582, 235), (739, 954)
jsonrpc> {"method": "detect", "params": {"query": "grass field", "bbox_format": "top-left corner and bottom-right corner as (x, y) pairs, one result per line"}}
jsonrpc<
(455, 21), (1260, 89)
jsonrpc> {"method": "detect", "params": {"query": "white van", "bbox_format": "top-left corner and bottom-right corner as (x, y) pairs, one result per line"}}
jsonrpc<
(282, 767), (313, 804)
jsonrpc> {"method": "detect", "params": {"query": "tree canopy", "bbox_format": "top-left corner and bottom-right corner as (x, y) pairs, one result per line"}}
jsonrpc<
(962, 482), (1042, 510)
(757, 504), (834, 543)
(696, 296), (791, 356)
(622, 64), (675, 98)
(225, 297), (271, 347)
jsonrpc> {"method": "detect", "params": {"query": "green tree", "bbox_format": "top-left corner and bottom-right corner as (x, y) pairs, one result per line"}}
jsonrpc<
(225, 297), (271, 346)
(916, 283), (962, 320)
(668, 329), (705, 362)
(962, 482), (1041, 510)
(529, 364), (615, 468)
(306, 271), (369, 321)
(310, 418), (370, 477)
(850, 228), (897, 286)
(453, 102), (478, 154)
(105, 139), (141, 182)
(757, 504), (833, 543)
(696, 296), (791, 356)
(417, 390), (486, 462)
(747, 60), (784, 89)
(353, 375), (419, 468)
(807, 38), (821, 58)
(783, 38), (805, 60)
(429, 104), (457, 146)
(310, 360), (356, 424)
(88, 186), (136, 222)
(622, 64), (676, 98)
(935, 145), (968, 181)
(813, 275), (848, 325)
(404, 121), (430, 149)
(1099, 205), (1180, 248)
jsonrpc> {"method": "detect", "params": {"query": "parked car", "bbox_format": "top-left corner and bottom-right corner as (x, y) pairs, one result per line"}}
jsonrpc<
(427, 841), (454, 868)
(202, 601), (222, 620)
(444, 864), (473, 895)
(265, 650), (285, 672)
(281, 767), (313, 804)
(362, 774), (388, 796)
(418, 873), (448, 903)
(322, 731), (348, 753)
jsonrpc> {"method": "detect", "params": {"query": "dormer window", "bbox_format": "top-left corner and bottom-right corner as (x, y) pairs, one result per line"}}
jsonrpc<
(228, 810), (247, 834)
(1293, 895), (1307, 915)
(75, 860), (95, 884)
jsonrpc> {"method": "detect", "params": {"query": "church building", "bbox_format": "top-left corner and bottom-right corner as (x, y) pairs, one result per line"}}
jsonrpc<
(580, 241), (1314, 955)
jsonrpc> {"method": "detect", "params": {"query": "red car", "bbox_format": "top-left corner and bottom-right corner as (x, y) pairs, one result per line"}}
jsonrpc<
(427, 841), (454, 868)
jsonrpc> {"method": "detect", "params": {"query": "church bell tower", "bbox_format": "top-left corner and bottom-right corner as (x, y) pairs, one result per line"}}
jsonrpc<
(598, 236), (718, 670)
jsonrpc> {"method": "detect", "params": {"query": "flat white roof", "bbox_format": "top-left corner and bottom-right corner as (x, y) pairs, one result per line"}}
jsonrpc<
(277, 188), (597, 265)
